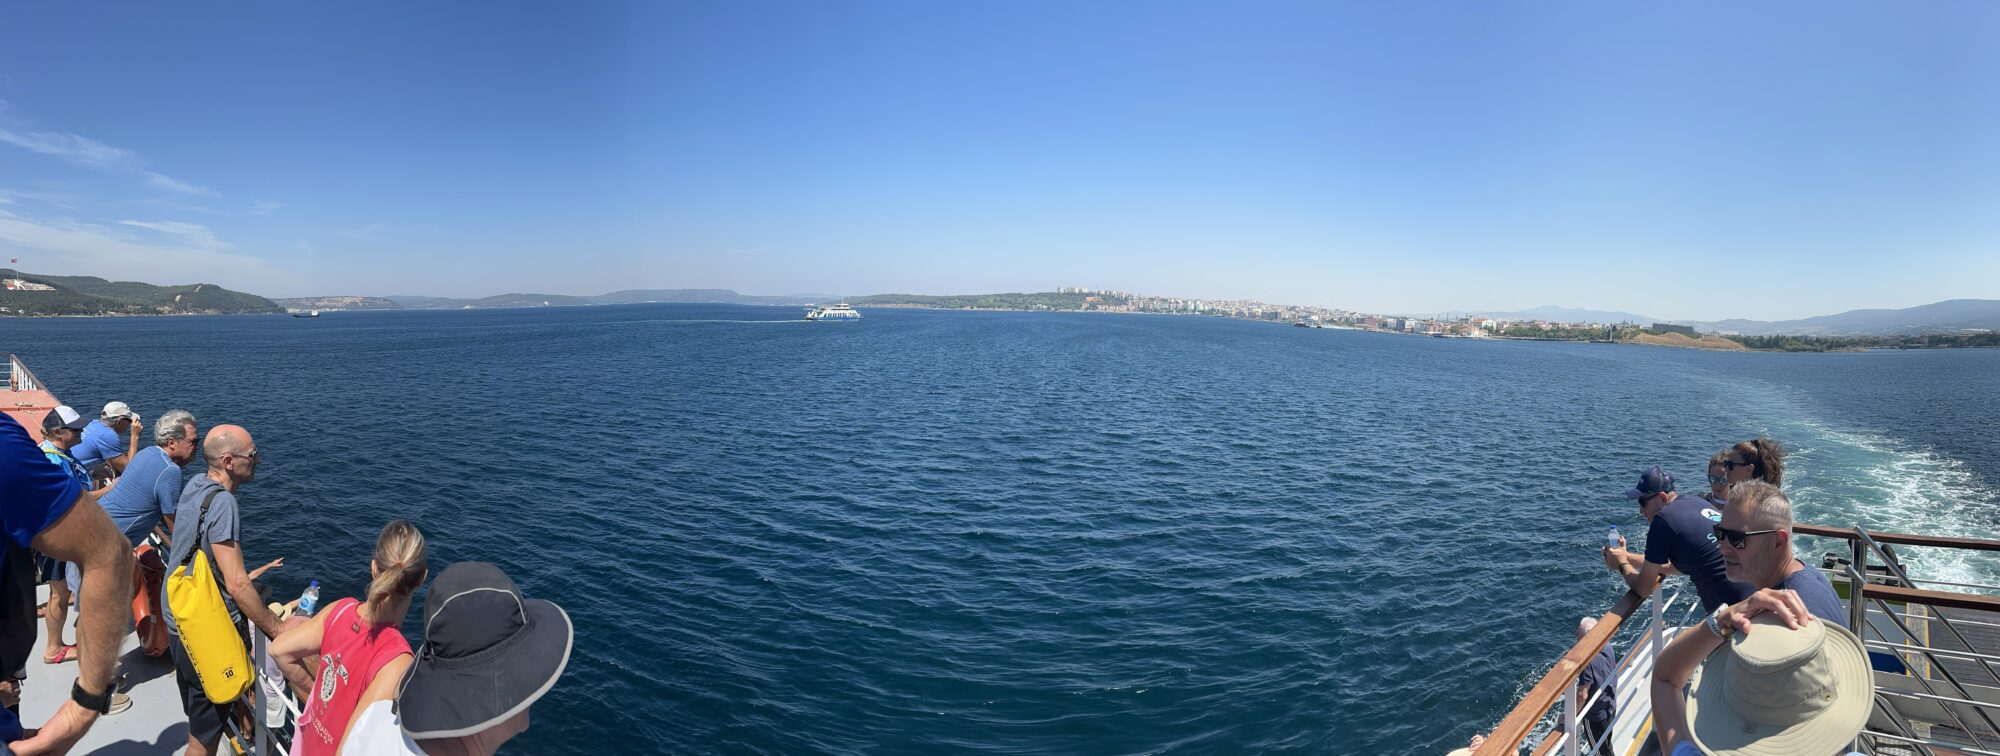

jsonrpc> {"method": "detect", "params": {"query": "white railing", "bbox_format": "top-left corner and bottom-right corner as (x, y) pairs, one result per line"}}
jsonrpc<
(1534, 580), (1702, 756)
(250, 630), (304, 755)
(7, 354), (41, 392)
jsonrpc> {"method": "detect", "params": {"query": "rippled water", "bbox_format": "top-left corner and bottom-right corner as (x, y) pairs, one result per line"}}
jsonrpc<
(6, 305), (1996, 754)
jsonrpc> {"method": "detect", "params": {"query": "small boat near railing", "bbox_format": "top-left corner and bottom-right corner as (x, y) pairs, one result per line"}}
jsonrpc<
(1477, 524), (2000, 756)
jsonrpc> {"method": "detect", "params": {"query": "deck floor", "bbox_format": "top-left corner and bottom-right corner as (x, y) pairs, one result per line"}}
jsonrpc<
(21, 583), (187, 754)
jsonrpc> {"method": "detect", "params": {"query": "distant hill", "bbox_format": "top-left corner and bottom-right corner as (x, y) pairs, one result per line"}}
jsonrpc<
(272, 296), (401, 311)
(381, 289), (821, 309)
(1461, 305), (1659, 324)
(1690, 299), (2000, 336)
(0, 269), (282, 316)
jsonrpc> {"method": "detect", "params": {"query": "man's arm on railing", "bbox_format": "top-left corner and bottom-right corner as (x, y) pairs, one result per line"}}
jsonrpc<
(12, 488), (134, 755)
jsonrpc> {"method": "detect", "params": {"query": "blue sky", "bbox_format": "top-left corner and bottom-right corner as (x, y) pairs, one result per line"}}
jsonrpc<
(1, 1), (1995, 320)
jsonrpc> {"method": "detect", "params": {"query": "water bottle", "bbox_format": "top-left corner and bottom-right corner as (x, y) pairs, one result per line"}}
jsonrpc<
(1606, 525), (1621, 550)
(298, 581), (321, 618)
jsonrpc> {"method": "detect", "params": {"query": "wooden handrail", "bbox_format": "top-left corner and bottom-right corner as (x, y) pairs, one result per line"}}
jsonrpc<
(1795, 523), (2000, 553)
(1864, 584), (2000, 614)
(1475, 579), (1660, 756)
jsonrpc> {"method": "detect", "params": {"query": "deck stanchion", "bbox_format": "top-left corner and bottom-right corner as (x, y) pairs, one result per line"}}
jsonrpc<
(1561, 682), (1579, 756)
(1850, 537), (1868, 635)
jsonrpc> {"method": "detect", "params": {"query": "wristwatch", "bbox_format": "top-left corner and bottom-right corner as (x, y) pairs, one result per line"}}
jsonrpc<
(1704, 605), (1735, 640)
(71, 679), (113, 714)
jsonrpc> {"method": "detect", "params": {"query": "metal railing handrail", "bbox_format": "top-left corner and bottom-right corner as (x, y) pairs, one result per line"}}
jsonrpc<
(1797, 523), (2000, 554)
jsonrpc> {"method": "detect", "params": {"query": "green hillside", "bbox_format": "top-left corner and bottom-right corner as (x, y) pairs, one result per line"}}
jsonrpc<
(0, 269), (283, 316)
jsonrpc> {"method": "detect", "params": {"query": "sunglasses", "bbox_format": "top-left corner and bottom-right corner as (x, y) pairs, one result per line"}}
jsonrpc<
(1712, 524), (1779, 549)
(1722, 459), (1756, 470)
(1706, 474), (1728, 486)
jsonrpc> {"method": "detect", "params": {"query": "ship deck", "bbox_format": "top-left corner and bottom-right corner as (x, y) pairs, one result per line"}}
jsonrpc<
(23, 583), (187, 754)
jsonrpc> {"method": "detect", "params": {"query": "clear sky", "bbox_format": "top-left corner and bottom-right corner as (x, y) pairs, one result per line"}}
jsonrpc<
(1, 1), (1995, 320)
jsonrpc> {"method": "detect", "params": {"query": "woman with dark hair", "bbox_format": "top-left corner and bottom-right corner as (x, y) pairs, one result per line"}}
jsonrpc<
(1723, 437), (1785, 489)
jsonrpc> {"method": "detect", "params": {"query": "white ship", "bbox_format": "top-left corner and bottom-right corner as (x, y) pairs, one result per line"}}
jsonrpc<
(805, 303), (861, 321)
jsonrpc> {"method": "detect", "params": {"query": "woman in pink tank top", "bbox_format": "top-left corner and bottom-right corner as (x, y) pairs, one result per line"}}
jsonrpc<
(272, 520), (428, 756)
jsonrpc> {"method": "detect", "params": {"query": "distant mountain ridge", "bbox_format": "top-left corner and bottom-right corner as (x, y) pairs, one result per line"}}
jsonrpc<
(0, 269), (282, 316)
(1687, 299), (2000, 336)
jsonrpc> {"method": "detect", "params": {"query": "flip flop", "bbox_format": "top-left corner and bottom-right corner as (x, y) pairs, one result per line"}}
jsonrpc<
(42, 645), (77, 664)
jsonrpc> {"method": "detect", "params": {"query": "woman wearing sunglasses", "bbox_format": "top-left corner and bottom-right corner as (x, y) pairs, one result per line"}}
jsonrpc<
(1697, 452), (1729, 506)
(1721, 437), (1785, 489)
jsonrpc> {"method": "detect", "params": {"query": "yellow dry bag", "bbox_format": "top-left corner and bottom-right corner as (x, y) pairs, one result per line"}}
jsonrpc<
(166, 490), (254, 703)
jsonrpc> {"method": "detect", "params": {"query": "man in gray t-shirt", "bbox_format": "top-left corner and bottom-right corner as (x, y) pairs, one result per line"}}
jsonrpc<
(163, 424), (286, 756)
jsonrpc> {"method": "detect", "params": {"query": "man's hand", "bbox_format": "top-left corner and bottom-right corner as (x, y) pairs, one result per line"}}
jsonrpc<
(127, 420), (143, 439)
(0, 679), (18, 710)
(1720, 588), (1811, 634)
(1601, 545), (1630, 571)
(249, 557), (285, 581)
(6, 700), (99, 755)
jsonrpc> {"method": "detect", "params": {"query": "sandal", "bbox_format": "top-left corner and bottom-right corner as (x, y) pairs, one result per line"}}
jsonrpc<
(42, 645), (78, 664)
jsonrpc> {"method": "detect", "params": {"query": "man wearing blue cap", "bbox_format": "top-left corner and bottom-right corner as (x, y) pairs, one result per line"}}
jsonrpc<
(1601, 466), (1753, 613)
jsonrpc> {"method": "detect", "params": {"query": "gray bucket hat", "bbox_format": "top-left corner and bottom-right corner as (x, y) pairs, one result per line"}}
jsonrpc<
(1685, 615), (1873, 755)
(396, 562), (573, 739)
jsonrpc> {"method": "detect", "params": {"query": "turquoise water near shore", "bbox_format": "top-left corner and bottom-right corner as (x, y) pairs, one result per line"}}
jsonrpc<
(6, 304), (1996, 753)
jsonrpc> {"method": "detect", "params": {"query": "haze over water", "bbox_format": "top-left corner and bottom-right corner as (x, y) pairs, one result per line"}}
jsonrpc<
(8, 304), (1997, 753)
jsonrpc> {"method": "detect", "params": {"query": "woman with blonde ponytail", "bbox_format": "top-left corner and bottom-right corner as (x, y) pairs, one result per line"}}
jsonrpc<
(273, 520), (429, 756)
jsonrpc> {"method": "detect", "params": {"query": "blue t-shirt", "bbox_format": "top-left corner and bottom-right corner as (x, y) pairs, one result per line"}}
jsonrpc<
(1778, 559), (1847, 624)
(71, 419), (126, 473)
(98, 445), (183, 546)
(1644, 495), (1755, 612)
(0, 420), (85, 740)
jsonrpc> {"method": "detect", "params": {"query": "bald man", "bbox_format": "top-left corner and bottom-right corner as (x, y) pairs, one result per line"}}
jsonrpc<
(162, 425), (286, 756)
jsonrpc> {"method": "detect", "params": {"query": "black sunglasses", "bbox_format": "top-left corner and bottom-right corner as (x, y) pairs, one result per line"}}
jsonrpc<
(1721, 459), (1756, 470)
(1712, 524), (1779, 549)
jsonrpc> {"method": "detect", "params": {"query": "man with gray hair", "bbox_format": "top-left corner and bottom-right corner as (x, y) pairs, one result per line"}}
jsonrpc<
(93, 409), (199, 549)
(1713, 480), (1844, 622)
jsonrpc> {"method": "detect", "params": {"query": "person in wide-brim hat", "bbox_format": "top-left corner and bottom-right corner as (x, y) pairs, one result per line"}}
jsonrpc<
(1654, 596), (1873, 756)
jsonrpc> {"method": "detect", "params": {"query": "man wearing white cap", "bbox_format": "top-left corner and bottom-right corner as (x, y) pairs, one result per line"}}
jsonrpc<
(70, 402), (142, 481)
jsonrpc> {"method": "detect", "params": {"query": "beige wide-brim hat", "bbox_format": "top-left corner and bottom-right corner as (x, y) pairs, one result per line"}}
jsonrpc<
(1686, 615), (1873, 756)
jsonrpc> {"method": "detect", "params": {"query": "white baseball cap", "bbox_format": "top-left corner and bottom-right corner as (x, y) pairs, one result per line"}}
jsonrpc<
(101, 401), (141, 422)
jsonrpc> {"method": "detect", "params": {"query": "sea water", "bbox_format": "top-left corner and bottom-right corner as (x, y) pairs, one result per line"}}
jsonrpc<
(8, 304), (1996, 754)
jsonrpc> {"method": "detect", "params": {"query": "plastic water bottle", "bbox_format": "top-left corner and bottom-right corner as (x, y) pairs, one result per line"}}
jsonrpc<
(1606, 525), (1621, 550)
(298, 581), (321, 618)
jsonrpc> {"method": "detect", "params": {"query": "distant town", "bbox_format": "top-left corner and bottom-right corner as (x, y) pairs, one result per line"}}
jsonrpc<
(2, 268), (1994, 351)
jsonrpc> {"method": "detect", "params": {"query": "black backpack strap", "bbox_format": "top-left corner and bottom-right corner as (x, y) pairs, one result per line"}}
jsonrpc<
(177, 489), (223, 571)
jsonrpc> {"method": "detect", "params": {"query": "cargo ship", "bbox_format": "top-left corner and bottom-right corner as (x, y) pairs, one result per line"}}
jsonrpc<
(1472, 523), (2000, 756)
(4, 354), (300, 754)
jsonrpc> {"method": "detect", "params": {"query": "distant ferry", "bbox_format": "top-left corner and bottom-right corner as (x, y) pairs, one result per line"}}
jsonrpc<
(292, 309), (320, 318)
(805, 303), (861, 321)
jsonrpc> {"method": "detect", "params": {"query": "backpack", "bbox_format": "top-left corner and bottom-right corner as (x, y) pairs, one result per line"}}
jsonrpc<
(165, 490), (254, 702)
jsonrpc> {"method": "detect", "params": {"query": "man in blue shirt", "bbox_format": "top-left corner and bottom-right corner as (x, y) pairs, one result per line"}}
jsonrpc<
(1602, 466), (1754, 613)
(70, 402), (141, 481)
(0, 416), (135, 751)
(35, 407), (96, 667)
(93, 409), (197, 549)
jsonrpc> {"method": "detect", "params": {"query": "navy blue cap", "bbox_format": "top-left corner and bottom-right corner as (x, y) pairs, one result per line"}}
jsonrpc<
(1624, 466), (1675, 499)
